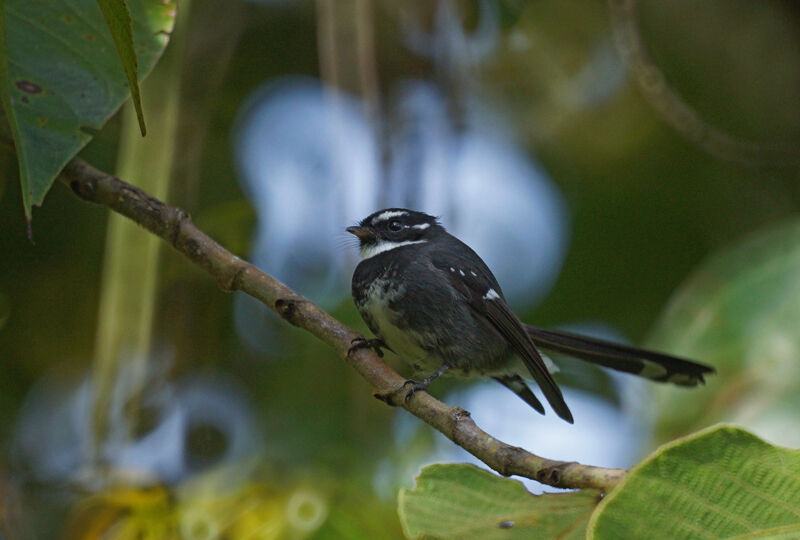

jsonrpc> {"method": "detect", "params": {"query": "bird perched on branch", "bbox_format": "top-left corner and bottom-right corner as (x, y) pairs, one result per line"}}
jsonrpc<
(347, 208), (714, 423)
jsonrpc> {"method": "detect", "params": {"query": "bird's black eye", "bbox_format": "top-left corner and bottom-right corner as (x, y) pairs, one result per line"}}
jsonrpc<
(388, 220), (403, 232)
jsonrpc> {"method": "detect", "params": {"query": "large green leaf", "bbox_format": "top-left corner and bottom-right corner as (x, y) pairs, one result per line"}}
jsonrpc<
(0, 0), (175, 218)
(588, 425), (800, 539)
(647, 219), (800, 445)
(398, 464), (599, 540)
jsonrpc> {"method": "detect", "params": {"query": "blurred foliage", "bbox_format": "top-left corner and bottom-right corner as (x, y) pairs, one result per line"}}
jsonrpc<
(488, 0), (800, 339)
(635, 0), (800, 145)
(89, 0), (187, 460)
(649, 218), (800, 446)
(62, 481), (334, 539)
(398, 464), (598, 539)
(588, 425), (800, 539)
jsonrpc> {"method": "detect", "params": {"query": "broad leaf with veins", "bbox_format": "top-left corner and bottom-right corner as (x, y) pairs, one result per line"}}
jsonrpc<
(398, 464), (598, 540)
(588, 425), (800, 539)
(0, 0), (175, 218)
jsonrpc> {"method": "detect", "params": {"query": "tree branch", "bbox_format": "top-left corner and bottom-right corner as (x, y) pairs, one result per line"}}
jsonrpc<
(60, 157), (626, 492)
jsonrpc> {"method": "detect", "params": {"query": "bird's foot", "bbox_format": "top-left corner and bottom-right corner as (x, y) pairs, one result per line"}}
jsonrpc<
(401, 365), (450, 403)
(374, 379), (432, 406)
(401, 378), (430, 403)
(348, 337), (387, 358)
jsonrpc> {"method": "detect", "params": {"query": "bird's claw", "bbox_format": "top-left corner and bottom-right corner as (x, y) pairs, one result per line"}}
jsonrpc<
(348, 337), (385, 358)
(400, 365), (449, 403)
(402, 379), (430, 403)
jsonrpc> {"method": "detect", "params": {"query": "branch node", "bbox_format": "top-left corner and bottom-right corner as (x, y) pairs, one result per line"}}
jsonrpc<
(220, 264), (246, 292)
(275, 298), (305, 325)
(448, 406), (481, 449)
(373, 380), (409, 407)
(373, 389), (399, 407)
(536, 462), (574, 487)
(167, 207), (189, 247)
(450, 406), (471, 424)
(69, 178), (94, 200)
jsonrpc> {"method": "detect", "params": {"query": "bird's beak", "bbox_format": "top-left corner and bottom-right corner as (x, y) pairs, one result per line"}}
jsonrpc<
(346, 226), (375, 241)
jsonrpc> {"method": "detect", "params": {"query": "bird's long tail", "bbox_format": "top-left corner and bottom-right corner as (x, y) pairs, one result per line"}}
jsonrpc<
(524, 325), (715, 386)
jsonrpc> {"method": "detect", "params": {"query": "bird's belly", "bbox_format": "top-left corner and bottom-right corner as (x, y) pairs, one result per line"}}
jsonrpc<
(355, 274), (510, 377)
(380, 322), (434, 368)
(361, 293), (428, 361)
(356, 279), (435, 367)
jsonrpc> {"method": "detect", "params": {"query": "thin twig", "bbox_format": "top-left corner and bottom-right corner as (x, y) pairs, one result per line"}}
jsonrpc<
(60, 157), (626, 492)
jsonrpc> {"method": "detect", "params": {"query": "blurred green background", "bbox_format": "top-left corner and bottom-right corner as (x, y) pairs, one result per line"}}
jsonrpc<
(1, 0), (799, 538)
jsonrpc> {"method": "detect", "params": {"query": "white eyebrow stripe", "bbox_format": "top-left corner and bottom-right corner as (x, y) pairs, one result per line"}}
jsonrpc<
(483, 288), (501, 301)
(371, 210), (408, 224)
(360, 239), (426, 260)
(412, 223), (430, 230)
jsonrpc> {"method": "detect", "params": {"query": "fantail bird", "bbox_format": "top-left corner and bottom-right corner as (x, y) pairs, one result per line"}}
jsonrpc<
(347, 208), (714, 423)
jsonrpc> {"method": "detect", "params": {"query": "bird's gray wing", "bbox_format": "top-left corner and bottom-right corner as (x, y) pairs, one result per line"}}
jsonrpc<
(431, 252), (573, 423)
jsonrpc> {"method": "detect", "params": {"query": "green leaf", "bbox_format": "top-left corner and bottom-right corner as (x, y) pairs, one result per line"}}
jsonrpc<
(588, 425), (800, 539)
(647, 219), (800, 445)
(96, 0), (146, 136)
(0, 0), (175, 218)
(727, 525), (800, 539)
(398, 464), (599, 540)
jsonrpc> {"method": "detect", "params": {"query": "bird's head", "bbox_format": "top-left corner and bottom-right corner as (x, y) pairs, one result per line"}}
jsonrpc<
(347, 208), (442, 260)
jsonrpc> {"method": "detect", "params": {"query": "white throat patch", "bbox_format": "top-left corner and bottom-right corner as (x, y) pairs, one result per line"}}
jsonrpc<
(360, 239), (426, 260)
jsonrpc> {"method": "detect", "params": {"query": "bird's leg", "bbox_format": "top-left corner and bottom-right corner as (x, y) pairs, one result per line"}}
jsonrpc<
(403, 364), (450, 403)
(348, 336), (388, 358)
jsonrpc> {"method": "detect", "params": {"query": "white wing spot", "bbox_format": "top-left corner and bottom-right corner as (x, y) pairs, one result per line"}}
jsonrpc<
(459, 269), (465, 276)
(470, 271), (477, 277)
(483, 288), (501, 301)
(450, 267), (455, 272)
(371, 210), (408, 225)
